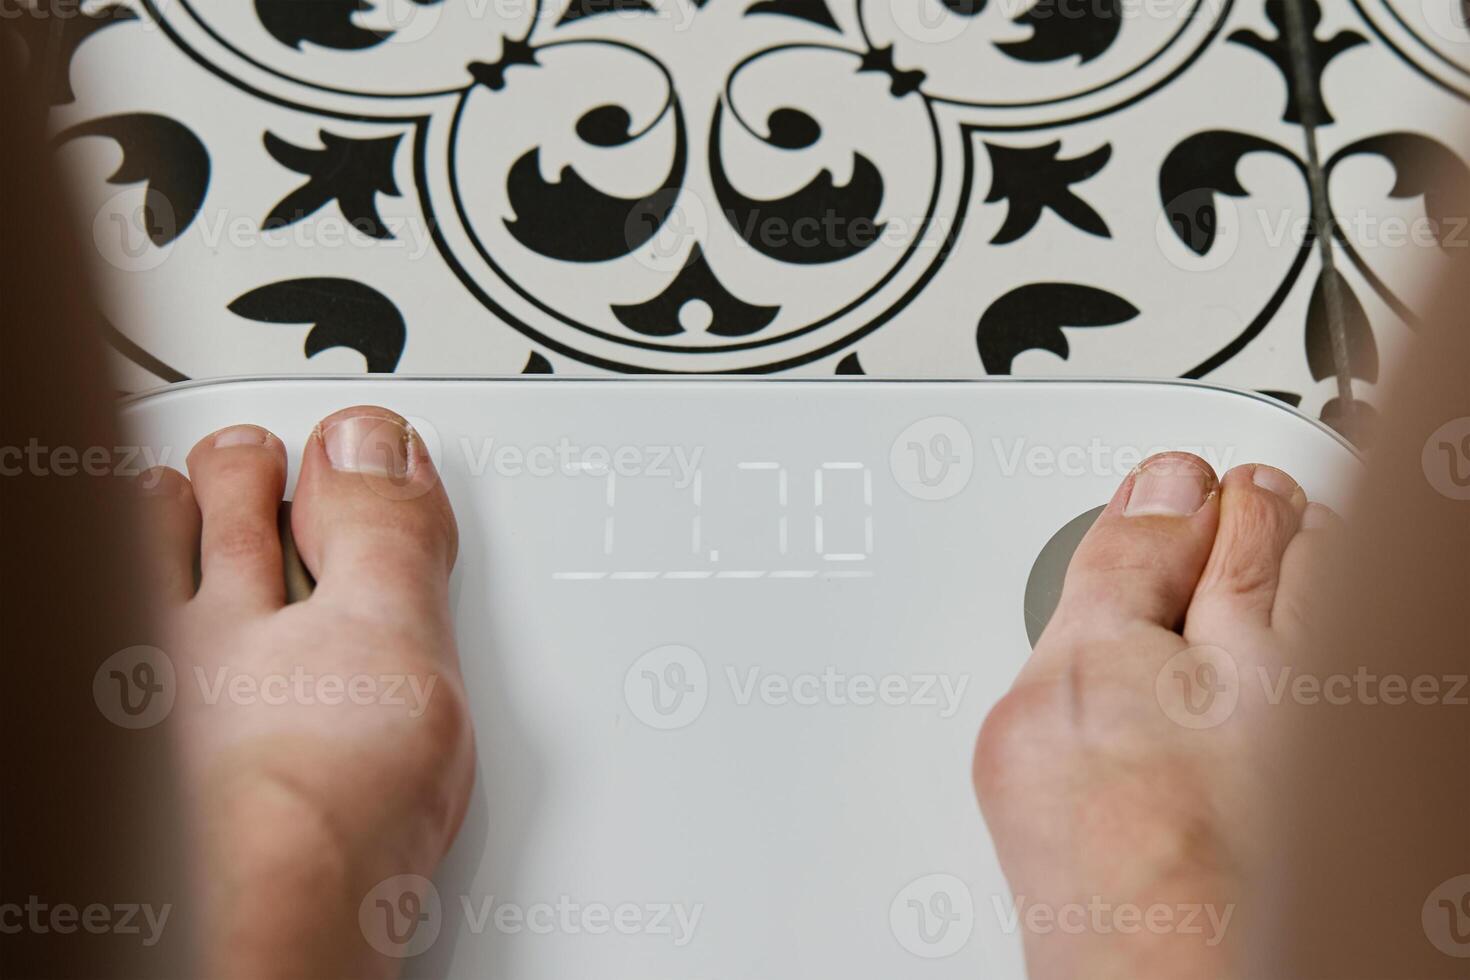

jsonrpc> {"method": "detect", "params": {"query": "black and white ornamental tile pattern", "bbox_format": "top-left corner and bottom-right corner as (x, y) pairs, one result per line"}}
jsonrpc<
(1309, 0), (1470, 440)
(12, 0), (1465, 437)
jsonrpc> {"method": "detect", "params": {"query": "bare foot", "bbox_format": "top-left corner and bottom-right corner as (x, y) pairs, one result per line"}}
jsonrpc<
(135, 407), (474, 980)
(974, 452), (1337, 979)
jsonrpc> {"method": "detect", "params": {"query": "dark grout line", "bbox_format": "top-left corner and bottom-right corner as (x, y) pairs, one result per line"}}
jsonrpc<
(1280, 0), (1357, 420)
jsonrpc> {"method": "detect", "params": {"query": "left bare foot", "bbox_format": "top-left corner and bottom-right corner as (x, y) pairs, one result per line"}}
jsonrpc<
(136, 406), (475, 980)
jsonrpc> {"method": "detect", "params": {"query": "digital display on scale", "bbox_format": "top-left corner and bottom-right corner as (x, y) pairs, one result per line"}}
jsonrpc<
(545, 455), (877, 582)
(486, 416), (973, 583)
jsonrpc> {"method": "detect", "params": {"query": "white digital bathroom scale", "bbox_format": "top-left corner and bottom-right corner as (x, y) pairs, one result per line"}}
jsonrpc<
(120, 378), (1360, 979)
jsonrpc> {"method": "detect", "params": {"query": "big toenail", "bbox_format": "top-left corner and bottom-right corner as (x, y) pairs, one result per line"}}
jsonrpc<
(321, 415), (412, 478)
(1251, 464), (1300, 500)
(213, 424), (271, 448)
(1124, 456), (1214, 517)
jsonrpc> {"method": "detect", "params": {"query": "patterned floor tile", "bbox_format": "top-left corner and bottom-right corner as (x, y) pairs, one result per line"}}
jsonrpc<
(1308, 0), (1470, 439)
(12, 0), (1446, 433)
(852, 0), (1335, 417)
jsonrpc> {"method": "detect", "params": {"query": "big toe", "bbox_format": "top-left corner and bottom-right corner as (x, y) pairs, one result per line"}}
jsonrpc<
(1044, 452), (1221, 644)
(289, 406), (459, 633)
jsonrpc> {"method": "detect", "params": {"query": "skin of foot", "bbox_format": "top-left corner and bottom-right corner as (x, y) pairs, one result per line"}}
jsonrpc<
(135, 406), (475, 980)
(135, 423), (1331, 980)
(973, 451), (1338, 980)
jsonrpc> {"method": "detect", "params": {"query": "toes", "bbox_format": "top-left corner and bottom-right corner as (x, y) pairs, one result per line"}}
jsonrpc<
(1044, 452), (1221, 639)
(186, 424), (288, 614)
(1184, 464), (1307, 639)
(133, 466), (200, 605)
(1271, 502), (1342, 636)
(289, 407), (458, 629)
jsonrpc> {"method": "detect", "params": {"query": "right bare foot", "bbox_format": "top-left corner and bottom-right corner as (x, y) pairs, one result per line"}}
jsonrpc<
(974, 452), (1338, 979)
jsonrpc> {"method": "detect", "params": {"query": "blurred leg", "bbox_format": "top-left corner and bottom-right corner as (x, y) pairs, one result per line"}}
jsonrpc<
(0, 66), (192, 978)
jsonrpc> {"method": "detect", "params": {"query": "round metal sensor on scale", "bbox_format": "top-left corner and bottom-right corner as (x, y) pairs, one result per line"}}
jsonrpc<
(1023, 505), (1106, 648)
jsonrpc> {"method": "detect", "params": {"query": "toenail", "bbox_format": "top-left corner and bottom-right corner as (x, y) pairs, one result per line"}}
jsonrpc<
(1124, 456), (1214, 517)
(320, 414), (412, 478)
(1251, 464), (1301, 501)
(212, 424), (272, 449)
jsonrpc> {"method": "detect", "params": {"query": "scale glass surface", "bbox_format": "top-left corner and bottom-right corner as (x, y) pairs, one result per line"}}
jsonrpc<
(121, 377), (1360, 979)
